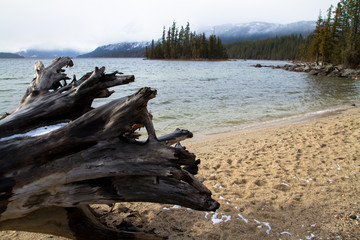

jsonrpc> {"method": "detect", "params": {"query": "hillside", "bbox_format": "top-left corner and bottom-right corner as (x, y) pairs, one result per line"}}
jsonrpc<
(17, 49), (82, 58)
(199, 21), (315, 43)
(78, 42), (150, 58)
(0, 52), (24, 58)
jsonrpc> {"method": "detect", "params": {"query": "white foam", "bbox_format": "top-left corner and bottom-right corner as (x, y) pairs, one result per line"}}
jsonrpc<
(163, 205), (182, 210)
(254, 219), (271, 235)
(238, 213), (249, 223)
(306, 233), (316, 240)
(262, 222), (272, 235)
(211, 213), (231, 225)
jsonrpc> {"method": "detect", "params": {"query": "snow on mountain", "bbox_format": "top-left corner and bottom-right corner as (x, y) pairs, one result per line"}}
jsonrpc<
(199, 21), (316, 42)
(78, 42), (150, 58)
(17, 49), (83, 58)
(98, 42), (150, 52)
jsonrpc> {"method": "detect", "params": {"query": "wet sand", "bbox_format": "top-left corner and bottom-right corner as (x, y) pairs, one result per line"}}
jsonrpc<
(1, 107), (359, 239)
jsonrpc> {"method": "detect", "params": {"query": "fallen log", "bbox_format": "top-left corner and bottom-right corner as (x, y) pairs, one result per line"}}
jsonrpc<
(0, 57), (219, 239)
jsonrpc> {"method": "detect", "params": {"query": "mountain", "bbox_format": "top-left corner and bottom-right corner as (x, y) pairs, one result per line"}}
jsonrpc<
(17, 49), (83, 58)
(0, 52), (24, 58)
(77, 21), (315, 58)
(78, 42), (150, 58)
(199, 21), (316, 43)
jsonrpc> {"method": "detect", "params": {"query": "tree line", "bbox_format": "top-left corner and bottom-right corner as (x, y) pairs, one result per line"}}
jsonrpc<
(145, 22), (228, 60)
(301, 0), (360, 68)
(225, 34), (307, 60)
(145, 0), (359, 68)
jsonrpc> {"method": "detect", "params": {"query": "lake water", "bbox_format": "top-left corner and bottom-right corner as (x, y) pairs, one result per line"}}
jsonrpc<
(0, 58), (359, 136)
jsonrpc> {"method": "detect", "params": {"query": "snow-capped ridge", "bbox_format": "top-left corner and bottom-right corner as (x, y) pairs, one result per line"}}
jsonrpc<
(199, 21), (316, 42)
(78, 41), (150, 58)
(99, 42), (150, 52)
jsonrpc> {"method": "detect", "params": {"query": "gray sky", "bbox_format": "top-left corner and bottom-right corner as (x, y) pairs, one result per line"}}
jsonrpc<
(0, 0), (340, 52)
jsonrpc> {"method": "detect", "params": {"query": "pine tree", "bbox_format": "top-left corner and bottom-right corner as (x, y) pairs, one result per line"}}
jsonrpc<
(345, 0), (360, 67)
(319, 5), (334, 64)
(178, 26), (185, 58)
(183, 22), (191, 58)
(162, 26), (167, 59)
(331, 2), (346, 64)
(170, 21), (177, 58)
(309, 14), (324, 64)
(199, 33), (208, 58)
(150, 40), (155, 59)
(145, 46), (149, 59)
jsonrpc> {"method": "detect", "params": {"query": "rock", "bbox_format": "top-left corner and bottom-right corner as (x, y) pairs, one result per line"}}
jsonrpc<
(328, 69), (342, 77)
(273, 62), (359, 78)
(341, 69), (357, 78)
(254, 64), (262, 68)
(349, 215), (358, 220)
(309, 69), (319, 75)
(324, 64), (335, 74)
(303, 65), (312, 72)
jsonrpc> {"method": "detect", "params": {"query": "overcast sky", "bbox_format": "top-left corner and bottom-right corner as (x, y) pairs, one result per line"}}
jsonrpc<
(0, 0), (340, 52)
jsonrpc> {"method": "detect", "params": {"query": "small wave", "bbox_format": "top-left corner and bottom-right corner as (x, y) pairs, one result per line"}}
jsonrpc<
(0, 77), (17, 80)
(224, 120), (246, 125)
(286, 91), (302, 94)
(159, 100), (171, 105)
(158, 116), (177, 120)
(200, 78), (218, 82)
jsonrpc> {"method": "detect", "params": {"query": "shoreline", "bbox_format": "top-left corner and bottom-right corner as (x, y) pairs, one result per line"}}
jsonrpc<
(254, 61), (360, 79)
(186, 104), (357, 144)
(143, 58), (229, 62)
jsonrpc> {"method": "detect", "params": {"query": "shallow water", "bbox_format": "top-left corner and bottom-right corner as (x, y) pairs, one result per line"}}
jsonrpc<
(0, 58), (359, 135)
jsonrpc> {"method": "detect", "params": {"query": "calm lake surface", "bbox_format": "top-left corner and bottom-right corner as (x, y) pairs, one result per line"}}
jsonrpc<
(0, 58), (359, 136)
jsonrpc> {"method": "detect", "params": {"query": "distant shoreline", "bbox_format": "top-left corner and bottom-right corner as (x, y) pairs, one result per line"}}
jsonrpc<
(0, 52), (24, 59)
(253, 62), (360, 79)
(143, 58), (229, 62)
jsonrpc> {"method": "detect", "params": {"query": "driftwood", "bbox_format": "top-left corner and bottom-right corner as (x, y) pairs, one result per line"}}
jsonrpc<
(0, 57), (219, 239)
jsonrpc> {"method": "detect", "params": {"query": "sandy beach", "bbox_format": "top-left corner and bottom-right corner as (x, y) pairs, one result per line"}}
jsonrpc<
(1, 107), (359, 239)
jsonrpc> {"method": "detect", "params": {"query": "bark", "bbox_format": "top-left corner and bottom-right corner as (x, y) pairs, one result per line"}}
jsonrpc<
(0, 57), (219, 239)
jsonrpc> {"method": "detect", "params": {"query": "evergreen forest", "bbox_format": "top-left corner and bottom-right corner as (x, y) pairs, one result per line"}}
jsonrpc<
(225, 34), (307, 60)
(301, 0), (360, 68)
(145, 22), (228, 60)
(223, 0), (359, 68)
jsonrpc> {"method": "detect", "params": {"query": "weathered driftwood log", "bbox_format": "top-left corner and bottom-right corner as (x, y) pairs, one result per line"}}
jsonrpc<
(0, 58), (219, 239)
(0, 57), (135, 138)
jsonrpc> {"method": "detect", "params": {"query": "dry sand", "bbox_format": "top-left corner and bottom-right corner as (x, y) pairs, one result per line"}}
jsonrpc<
(1, 107), (359, 239)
